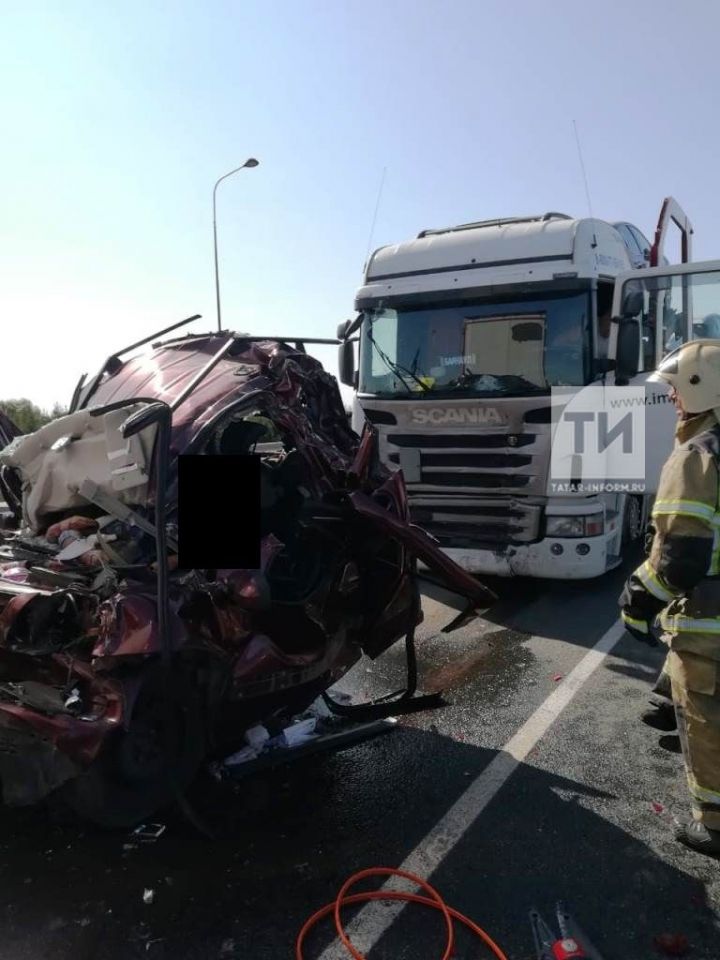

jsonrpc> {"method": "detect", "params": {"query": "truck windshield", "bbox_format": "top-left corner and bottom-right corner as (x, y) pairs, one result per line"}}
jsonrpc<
(358, 291), (590, 397)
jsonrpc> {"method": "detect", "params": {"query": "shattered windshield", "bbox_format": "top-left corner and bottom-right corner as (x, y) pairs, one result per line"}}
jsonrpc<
(358, 291), (591, 397)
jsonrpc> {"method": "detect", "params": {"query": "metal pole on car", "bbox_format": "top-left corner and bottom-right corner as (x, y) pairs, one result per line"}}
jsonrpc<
(213, 158), (259, 333)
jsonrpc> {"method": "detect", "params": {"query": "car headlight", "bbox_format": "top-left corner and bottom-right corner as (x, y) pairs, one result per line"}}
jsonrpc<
(546, 515), (604, 538)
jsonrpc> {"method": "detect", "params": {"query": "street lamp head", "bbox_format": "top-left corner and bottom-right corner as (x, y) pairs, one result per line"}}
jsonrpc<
(243, 158), (259, 168)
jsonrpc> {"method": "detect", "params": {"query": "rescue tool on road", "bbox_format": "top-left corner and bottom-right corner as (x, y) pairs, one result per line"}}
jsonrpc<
(530, 903), (605, 960)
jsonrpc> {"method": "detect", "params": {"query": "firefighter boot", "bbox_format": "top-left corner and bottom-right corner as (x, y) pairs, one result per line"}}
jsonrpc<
(673, 817), (720, 858)
(641, 698), (677, 731)
(642, 660), (677, 731)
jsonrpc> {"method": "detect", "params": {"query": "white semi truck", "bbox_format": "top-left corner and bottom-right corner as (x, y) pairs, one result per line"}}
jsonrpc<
(338, 199), (694, 579)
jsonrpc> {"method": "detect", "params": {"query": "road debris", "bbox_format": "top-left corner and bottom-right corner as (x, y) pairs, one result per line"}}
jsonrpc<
(244, 724), (271, 750)
(280, 717), (317, 747)
(133, 823), (167, 842)
(653, 932), (690, 956)
(215, 695), (397, 779)
(142, 888), (155, 905)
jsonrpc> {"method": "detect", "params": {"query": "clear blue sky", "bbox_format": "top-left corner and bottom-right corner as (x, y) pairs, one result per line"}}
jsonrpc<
(2, 0), (719, 409)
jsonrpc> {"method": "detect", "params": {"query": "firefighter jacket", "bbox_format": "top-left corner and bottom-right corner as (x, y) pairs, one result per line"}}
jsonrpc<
(620, 410), (720, 661)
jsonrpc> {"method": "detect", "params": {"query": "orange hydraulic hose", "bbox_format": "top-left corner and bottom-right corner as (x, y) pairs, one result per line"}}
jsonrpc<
(296, 866), (510, 960)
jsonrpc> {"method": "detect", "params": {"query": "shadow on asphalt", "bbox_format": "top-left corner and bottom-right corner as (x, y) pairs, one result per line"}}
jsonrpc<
(0, 723), (716, 959)
(605, 659), (661, 685)
(477, 546), (644, 650)
(375, 746), (717, 960)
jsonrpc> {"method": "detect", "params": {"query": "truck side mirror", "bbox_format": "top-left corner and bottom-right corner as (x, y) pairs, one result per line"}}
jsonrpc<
(621, 289), (644, 318)
(595, 357), (615, 374)
(615, 320), (640, 385)
(337, 319), (351, 340)
(338, 340), (355, 387)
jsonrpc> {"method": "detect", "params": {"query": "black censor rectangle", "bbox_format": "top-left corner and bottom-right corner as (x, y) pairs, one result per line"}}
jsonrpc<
(177, 455), (261, 569)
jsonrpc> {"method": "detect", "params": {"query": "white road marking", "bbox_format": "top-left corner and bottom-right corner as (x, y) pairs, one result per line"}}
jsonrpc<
(317, 620), (625, 959)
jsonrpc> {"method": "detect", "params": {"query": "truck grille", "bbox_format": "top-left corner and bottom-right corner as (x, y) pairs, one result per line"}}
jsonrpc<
(405, 469), (530, 489)
(382, 425), (548, 543)
(387, 433), (535, 449)
(385, 430), (544, 495)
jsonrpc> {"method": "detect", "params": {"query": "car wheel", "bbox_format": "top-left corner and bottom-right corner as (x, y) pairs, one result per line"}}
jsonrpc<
(58, 663), (205, 829)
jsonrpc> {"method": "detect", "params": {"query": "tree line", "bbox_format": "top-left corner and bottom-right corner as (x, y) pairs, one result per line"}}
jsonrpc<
(0, 398), (68, 434)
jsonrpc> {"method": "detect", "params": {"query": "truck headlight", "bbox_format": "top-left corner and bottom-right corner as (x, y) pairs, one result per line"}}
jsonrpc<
(546, 515), (604, 538)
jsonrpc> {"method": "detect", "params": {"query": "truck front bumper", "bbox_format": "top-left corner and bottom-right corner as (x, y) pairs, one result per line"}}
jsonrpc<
(424, 533), (609, 579)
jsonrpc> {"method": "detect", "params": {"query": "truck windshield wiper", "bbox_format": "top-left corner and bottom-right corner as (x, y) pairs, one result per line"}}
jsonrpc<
(492, 374), (546, 392)
(366, 329), (431, 393)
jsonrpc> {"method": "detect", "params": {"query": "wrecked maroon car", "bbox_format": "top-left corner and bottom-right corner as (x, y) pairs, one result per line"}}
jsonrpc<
(0, 320), (495, 827)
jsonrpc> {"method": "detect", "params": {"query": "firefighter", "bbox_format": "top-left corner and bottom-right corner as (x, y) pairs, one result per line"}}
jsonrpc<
(620, 339), (720, 857)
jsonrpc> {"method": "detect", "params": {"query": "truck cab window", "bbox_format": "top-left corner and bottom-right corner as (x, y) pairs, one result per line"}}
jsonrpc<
(694, 313), (720, 338)
(595, 284), (613, 370)
(615, 224), (645, 269)
(663, 301), (685, 353)
(358, 290), (591, 397)
(642, 312), (657, 370)
(659, 279), (690, 354)
(629, 226), (651, 264)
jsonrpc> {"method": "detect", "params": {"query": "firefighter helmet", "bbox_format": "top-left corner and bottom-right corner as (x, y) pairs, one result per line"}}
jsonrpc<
(650, 338), (720, 413)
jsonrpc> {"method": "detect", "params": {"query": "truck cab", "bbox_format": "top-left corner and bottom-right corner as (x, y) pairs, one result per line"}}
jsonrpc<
(338, 201), (691, 578)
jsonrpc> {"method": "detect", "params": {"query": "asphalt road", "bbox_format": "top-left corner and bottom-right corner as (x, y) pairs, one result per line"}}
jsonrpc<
(1, 556), (719, 959)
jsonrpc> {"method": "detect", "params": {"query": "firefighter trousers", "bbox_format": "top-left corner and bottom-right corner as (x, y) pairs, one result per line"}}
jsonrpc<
(668, 649), (720, 830)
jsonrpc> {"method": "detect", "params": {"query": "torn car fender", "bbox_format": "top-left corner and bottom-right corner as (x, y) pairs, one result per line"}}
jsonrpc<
(347, 490), (497, 611)
(95, 592), (184, 658)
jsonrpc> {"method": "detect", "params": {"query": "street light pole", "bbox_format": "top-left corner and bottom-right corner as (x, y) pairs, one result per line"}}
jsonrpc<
(213, 158), (259, 332)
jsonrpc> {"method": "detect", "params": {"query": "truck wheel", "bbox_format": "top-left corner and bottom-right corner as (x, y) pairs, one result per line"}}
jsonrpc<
(622, 495), (644, 547)
(58, 664), (205, 829)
